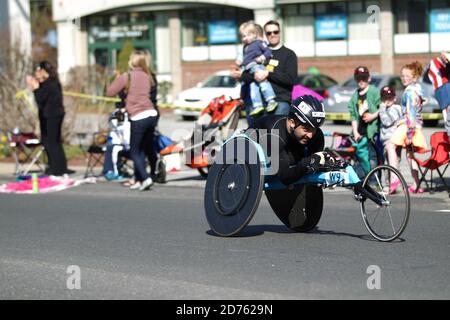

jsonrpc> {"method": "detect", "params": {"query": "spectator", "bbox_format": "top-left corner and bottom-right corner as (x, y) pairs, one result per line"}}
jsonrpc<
(388, 61), (428, 194)
(26, 61), (72, 176)
(428, 51), (450, 139)
(236, 21), (277, 117)
(144, 49), (160, 181)
(107, 50), (157, 191)
(379, 86), (402, 165)
(348, 66), (381, 177)
(231, 20), (298, 124)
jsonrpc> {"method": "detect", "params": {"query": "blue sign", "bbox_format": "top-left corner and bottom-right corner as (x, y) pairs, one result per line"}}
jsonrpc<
(315, 15), (347, 40)
(208, 21), (237, 44)
(430, 9), (450, 33)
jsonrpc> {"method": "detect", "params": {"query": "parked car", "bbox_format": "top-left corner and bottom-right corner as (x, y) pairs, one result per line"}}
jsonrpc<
(174, 70), (241, 120)
(297, 73), (338, 98)
(324, 74), (441, 126)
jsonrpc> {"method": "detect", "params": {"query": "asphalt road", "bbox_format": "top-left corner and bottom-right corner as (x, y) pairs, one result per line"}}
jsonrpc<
(1, 181), (450, 300)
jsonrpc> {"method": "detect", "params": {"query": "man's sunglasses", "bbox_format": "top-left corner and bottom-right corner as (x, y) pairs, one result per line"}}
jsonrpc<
(265, 30), (280, 36)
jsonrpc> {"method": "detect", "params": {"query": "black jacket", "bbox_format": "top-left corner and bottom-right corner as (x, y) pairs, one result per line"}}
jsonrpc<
(250, 115), (324, 185)
(34, 78), (65, 118)
(242, 45), (298, 104)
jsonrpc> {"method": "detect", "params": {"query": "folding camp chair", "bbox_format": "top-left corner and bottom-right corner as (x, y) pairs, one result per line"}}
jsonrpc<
(7, 131), (46, 176)
(411, 131), (450, 195)
(78, 131), (108, 178)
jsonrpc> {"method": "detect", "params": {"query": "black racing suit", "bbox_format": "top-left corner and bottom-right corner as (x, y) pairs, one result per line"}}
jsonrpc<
(249, 115), (324, 186)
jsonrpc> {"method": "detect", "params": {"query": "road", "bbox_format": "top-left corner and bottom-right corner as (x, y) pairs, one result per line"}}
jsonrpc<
(1, 112), (449, 300)
(1, 180), (449, 300)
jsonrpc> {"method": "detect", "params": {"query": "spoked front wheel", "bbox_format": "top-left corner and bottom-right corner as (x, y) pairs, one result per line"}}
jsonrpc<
(360, 165), (410, 242)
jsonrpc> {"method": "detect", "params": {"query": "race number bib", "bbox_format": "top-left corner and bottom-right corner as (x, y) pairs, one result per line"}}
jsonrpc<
(266, 59), (279, 73)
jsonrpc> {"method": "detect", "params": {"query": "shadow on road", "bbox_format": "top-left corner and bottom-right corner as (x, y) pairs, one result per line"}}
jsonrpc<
(206, 225), (406, 243)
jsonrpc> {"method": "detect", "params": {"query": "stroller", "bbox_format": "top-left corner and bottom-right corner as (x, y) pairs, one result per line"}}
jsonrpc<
(161, 95), (242, 177)
(324, 131), (357, 163)
(84, 110), (168, 184)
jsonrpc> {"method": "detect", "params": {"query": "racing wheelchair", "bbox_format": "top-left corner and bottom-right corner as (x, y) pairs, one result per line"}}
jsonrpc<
(204, 133), (410, 242)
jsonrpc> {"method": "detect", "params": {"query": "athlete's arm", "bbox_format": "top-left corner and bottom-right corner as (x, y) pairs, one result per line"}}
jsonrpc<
(277, 130), (325, 185)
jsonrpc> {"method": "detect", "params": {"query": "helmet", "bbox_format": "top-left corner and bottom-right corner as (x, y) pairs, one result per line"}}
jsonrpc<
(380, 86), (396, 100)
(354, 66), (370, 81)
(290, 95), (326, 129)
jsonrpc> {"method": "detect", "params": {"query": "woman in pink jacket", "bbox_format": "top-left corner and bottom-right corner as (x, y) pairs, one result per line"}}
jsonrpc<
(107, 50), (157, 191)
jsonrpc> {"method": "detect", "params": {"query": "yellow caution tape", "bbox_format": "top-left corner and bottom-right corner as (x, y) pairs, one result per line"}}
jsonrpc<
(15, 89), (175, 109)
(63, 91), (120, 103)
(15, 90), (445, 119)
(15, 90), (28, 100)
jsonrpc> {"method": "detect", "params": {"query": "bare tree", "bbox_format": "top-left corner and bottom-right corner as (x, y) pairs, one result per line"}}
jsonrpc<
(0, 29), (35, 133)
(62, 65), (115, 143)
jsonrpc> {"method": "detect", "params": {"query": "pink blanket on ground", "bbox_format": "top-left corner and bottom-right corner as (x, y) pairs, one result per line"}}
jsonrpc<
(0, 176), (78, 194)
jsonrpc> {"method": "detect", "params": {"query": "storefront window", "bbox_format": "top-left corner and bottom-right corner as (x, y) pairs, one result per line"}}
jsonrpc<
(181, 7), (252, 47)
(394, 0), (428, 34)
(87, 12), (156, 70)
(182, 10), (208, 46)
(282, 1), (381, 56)
(348, 1), (363, 13)
(88, 12), (155, 43)
(94, 48), (109, 67)
(300, 4), (314, 15)
(430, 0), (450, 9)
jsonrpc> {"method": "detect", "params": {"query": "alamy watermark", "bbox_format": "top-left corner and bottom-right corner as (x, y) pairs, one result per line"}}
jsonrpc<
(366, 265), (381, 290)
(66, 265), (81, 290)
(367, 5), (381, 28)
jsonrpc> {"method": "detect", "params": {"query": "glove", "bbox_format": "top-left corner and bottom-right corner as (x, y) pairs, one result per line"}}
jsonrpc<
(300, 151), (336, 174)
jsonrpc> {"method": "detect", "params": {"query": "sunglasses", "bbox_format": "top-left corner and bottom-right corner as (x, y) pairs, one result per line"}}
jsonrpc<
(265, 30), (280, 36)
(355, 75), (369, 82)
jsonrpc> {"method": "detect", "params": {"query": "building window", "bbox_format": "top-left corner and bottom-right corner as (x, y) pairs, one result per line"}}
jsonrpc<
(181, 7), (253, 47)
(393, 0), (450, 53)
(87, 12), (156, 70)
(394, 0), (429, 34)
(397, 0), (450, 34)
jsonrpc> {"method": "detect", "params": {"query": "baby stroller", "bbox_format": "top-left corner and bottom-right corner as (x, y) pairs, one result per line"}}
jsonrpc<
(161, 95), (242, 178)
(325, 131), (384, 179)
(324, 131), (357, 163)
(102, 110), (168, 184)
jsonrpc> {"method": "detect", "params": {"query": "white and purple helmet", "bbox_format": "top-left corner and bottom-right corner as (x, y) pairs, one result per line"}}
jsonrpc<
(290, 95), (326, 129)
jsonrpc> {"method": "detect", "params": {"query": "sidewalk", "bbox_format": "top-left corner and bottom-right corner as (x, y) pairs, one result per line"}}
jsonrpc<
(0, 161), (207, 189)
(0, 159), (449, 200)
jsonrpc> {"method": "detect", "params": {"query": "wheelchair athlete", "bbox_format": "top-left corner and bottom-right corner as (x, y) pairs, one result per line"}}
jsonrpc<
(251, 95), (337, 185)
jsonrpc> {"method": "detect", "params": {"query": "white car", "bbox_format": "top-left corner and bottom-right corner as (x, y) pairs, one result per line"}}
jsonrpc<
(174, 70), (241, 120)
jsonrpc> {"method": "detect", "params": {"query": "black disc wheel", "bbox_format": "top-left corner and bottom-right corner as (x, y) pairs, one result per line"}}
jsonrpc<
(204, 137), (265, 237)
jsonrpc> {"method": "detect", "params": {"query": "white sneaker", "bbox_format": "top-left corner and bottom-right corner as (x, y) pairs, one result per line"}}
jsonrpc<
(139, 177), (154, 191)
(130, 182), (142, 190)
